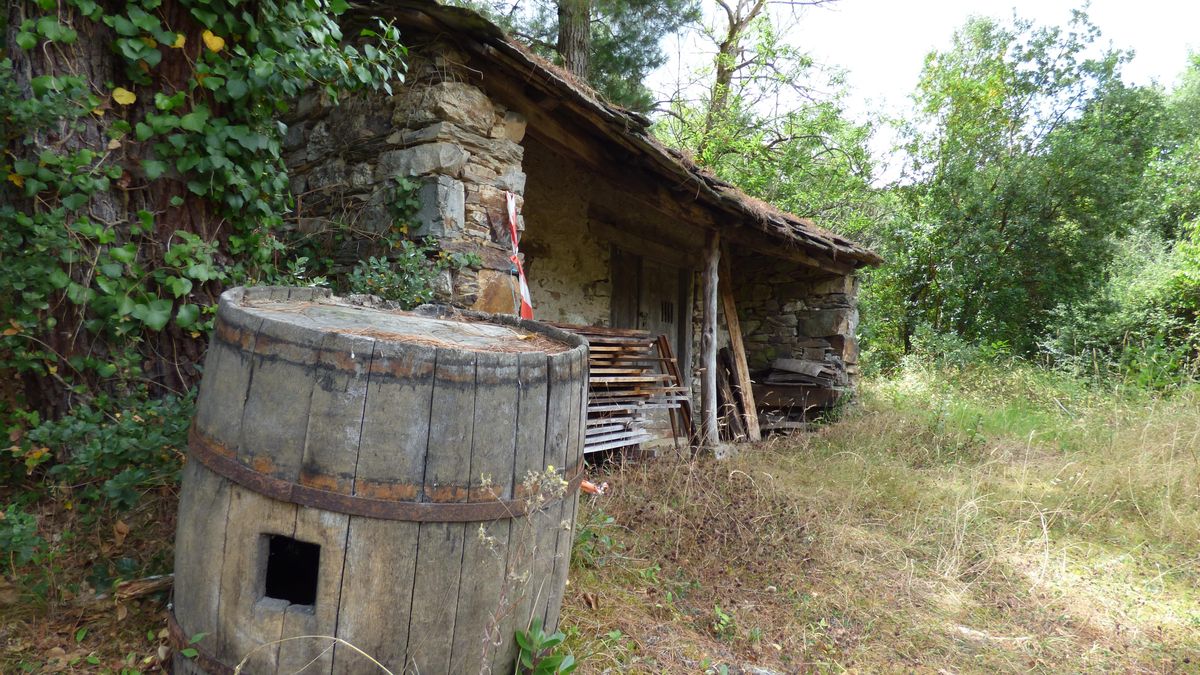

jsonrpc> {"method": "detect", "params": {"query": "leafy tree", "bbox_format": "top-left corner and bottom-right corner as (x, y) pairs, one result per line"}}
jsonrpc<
(870, 12), (1161, 359)
(1138, 54), (1200, 240)
(460, 0), (699, 111)
(656, 10), (879, 233)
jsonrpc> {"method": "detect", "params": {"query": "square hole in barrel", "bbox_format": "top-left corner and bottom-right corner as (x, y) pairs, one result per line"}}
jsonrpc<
(263, 535), (320, 606)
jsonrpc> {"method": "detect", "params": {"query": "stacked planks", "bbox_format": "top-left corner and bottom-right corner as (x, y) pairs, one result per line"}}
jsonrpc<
(550, 323), (690, 453)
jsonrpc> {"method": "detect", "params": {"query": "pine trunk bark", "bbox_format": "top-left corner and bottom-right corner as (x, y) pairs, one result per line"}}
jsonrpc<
(556, 0), (591, 81)
(6, 1), (217, 413)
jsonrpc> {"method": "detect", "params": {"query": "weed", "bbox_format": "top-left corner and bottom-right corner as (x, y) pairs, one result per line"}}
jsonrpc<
(710, 605), (736, 642)
(515, 618), (577, 674)
(571, 507), (621, 569)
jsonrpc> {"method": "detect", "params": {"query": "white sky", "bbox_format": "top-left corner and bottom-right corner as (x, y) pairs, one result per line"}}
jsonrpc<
(648, 0), (1200, 181)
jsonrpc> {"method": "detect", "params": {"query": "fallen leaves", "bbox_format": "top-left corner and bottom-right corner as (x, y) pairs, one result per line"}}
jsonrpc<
(112, 520), (130, 548)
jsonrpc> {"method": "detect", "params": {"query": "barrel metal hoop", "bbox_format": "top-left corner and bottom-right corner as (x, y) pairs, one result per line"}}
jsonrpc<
(167, 611), (235, 675)
(188, 427), (585, 522)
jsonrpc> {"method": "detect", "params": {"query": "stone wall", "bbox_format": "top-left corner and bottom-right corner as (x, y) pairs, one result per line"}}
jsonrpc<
(283, 40), (528, 310)
(730, 256), (860, 381)
(519, 138), (612, 325)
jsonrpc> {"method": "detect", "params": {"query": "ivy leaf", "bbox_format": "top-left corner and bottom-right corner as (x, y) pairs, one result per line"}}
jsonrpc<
(109, 245), (138, 264)
(62, 193), (90, 211)
(112, 87), (137, 106)
(164, 276), (193, 298)
(185, 263), (218, 282)
(132, 299), (173, 331)
(143, 160), (168, 180)
(179, 106), (211, 132)
(116, 295), (136, 317)
(329, 0), (350, 13)
(16, 32), (37, 50)
(175, 303), (200, 328)
(201, 30), (226, 52)
(107, 15), (139, 37)
(49, 268), (71, 289)
(225, 78), (248, 99)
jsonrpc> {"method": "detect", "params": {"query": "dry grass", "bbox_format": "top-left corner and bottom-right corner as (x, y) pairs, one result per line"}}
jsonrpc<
(560, 363), (1200, 673)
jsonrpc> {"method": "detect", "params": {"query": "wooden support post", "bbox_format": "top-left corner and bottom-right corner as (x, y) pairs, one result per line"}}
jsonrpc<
(719, 251), (762, 441)
(700, 229), (721, 448)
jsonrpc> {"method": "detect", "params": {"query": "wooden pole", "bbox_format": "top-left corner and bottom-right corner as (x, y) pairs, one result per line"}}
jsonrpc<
(700, 229), (721, 448)
(719, 250), (762, 441)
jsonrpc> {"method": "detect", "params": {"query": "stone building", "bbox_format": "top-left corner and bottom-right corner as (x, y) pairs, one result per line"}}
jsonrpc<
(285, 0), (882, 445)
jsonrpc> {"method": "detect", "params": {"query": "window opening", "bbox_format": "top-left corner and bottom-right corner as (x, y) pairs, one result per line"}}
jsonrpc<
(264, 535), (320, 606)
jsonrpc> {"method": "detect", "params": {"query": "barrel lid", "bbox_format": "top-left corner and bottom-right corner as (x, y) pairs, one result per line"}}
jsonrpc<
(226, 287), (574, 354)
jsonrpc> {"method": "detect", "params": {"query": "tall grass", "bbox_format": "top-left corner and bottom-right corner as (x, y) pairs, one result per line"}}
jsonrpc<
(561, 360), (1200, 673)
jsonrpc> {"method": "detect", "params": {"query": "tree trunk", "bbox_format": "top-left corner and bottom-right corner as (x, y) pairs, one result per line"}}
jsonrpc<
(556, 0), (591, 81)
(5, 1), (217, 413)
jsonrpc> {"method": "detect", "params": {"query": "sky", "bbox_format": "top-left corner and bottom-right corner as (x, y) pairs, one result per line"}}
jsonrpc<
(648, 0), (1200, 181)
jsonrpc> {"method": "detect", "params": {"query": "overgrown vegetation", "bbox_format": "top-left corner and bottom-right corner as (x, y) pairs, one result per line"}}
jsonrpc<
(561, 359), (1200, 672)
(858, 15), (1200, 380)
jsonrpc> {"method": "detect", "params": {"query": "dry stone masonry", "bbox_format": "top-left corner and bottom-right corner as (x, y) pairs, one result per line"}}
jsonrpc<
(283, 40), (528, 310)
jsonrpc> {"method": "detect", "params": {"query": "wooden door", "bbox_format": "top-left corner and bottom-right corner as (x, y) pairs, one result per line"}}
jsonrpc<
(611, 247), (689, 376)
(638, 262), (683, 357)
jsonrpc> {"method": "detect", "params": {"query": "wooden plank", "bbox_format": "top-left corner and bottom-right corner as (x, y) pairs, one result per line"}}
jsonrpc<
(717, 355), (746, 441)
(592, 219), (698, 270)
(300, 331), (375, 495)
(583, 433), (653, 453)
(719, 252), (761, 441)
(528, 352), (573, 630)
(334, 341), (435, 673)
(450, 351), (520, 673)
(333, 517), (419, 675)
(656, 335), (694, 447)
(407, 348), (476, 675)
(700, 230), (721, 448)
(544, 350), (585, 629)
(490, 351), (550, 675)
(771, 358), (830, 377)
(212, 484), (297, 671)
(237, 320), (319, 483)
(276, 508), (350, 675)
(170, 461), (232, 659)
(193, 315), (264, 448)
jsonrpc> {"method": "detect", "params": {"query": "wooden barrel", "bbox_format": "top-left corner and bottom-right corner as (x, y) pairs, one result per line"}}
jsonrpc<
(171, 286), (587, 675)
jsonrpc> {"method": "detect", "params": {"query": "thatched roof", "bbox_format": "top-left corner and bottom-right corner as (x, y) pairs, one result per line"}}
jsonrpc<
(346, 0), (883, 269)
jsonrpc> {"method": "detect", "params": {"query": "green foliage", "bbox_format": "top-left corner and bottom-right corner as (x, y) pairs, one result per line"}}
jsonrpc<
(657, 16), (879, 233)
(710, 604), (736, 642)
(861, 11), (1165, 368)
(515, 618), (577, 675)
(6, 391), (195, 509)
(0, 0), (405, 400)
(1046, 226), (1200, 387)
(458, 0), (698, 111)
(571, 507), (621, 568)
(0, 504), (45, 568)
